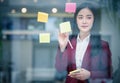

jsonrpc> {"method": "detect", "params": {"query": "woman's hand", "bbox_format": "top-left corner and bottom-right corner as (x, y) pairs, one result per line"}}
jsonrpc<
(68, 68), (91, 80)
(58, 33), (69, 52)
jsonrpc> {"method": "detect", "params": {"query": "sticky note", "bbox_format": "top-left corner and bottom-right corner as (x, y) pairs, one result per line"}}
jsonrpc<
(37, 12), (48, 23)
(59, 21), (72, 33)
(39, 33), (50, 43)
(69, 69), (81, 74)
(65, 3), (76, 13)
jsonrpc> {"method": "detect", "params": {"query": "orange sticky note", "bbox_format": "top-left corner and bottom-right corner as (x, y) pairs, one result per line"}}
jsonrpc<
(59, 21), (72, 33)
(65, 3), (76, 13)
(37, 12), (48, 23)
(39, 33), (50, 43)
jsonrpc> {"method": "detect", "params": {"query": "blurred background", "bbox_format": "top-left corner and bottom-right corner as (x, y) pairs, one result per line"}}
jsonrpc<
(0, 0), (120, 83)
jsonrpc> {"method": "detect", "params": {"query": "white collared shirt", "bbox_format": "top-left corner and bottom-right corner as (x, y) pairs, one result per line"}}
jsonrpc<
(75, 34), (90, 69)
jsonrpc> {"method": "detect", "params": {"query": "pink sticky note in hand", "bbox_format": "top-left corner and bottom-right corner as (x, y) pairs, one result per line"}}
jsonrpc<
(65, 3), (76, 13)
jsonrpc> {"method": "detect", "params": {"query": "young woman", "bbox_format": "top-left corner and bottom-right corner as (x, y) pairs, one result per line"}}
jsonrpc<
(55, 2), (112, 83)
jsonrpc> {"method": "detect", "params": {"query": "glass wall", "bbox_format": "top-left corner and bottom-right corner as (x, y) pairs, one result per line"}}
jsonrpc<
(0, 0), (120, 83)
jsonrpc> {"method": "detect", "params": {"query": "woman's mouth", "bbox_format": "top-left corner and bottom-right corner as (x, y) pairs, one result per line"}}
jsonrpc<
(81, 26), (88, 28)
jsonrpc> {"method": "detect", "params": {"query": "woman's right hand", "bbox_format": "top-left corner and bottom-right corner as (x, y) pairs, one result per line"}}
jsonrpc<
(58, 33), (69, 52)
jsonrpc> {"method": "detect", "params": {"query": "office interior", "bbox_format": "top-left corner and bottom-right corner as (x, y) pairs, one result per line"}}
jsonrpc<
(0, 0), (120, 83)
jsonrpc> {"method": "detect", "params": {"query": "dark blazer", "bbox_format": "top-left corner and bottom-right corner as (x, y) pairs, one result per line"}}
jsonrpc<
(55, 35), (112, 83)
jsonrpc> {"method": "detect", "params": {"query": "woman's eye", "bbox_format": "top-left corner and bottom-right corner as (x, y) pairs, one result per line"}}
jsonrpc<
(87, 17), (92, 19)
(78, 17), (83, 19)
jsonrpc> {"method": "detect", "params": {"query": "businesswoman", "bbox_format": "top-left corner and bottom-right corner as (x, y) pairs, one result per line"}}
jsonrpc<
(55, 2), (112, 83)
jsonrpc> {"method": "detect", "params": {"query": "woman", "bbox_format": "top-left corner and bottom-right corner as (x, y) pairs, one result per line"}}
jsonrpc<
(55, 2), (112, 83)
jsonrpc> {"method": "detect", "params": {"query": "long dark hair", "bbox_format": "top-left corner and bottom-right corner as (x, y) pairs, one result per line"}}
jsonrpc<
(73, 2), (100, 35)
(72, 2), (102, 56)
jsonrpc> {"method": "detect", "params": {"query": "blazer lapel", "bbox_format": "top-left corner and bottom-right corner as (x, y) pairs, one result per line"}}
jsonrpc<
(71, 37), (77, 70)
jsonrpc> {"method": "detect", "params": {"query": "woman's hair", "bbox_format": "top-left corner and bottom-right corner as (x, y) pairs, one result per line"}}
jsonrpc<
(73, 2), (100, 35)
(72, 2), (102, 57)
(74, 2), (99, 21)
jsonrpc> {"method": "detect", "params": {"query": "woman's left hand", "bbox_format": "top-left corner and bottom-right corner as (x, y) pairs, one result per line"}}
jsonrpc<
(68, 68), (91, 80)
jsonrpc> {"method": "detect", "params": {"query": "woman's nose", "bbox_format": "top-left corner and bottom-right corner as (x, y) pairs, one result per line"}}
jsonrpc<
(83, 18), (86, 24)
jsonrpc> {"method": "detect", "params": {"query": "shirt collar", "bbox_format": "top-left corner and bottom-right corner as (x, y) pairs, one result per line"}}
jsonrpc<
(77, 33), (90, 42)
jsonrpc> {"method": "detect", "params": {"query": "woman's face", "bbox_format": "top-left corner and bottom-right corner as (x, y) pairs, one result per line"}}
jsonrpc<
(76, 8), (94, 33)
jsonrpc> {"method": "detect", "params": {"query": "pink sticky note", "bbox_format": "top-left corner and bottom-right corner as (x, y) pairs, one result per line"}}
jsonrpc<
(65, 3), (76, 13)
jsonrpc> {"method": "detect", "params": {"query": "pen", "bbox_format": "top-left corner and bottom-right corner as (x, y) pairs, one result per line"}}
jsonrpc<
(68, 39), (73, 49)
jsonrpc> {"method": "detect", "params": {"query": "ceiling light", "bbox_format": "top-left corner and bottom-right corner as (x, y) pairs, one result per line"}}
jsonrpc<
(21, 8), (27, 13)
(0, 0), (4, 2)
(52, 8), (57, 13)
(33, 0), (37, 3)
(11, 9), (16, 13)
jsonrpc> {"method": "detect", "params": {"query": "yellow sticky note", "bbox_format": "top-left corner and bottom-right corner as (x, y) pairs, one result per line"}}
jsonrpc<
(37, 12), (48, 23)
(59, 21), (72, 33)
(39, 33), (50, 43)
(69, 69), (81, 74)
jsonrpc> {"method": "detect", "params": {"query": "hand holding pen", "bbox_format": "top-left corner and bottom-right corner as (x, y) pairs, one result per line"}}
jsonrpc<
(58, 32), (73, 52)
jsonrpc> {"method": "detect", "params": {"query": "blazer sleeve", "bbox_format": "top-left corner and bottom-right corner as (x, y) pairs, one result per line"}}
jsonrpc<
(55, 46), (69, 72)
(90, 42), (112, 79)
